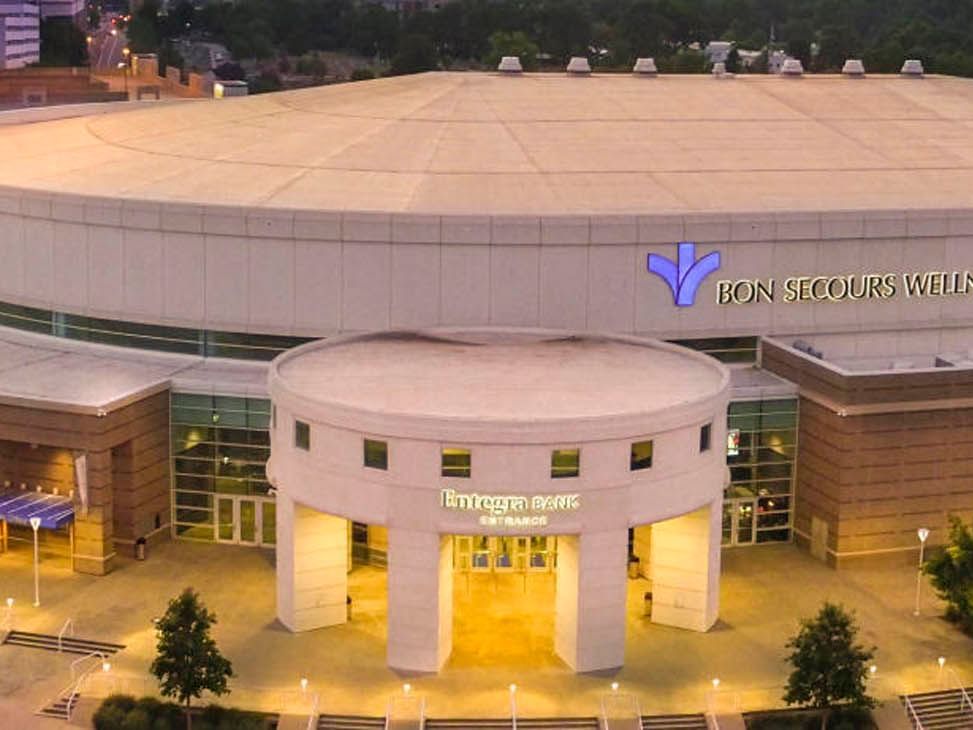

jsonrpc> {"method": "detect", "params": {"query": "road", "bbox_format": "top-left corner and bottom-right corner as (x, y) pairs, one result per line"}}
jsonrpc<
(88, 15), (128, 71)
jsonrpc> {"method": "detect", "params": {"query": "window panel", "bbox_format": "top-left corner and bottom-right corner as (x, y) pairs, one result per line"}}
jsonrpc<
(551, 448), (580, 479)
(630, 441), (653, 471)
(295, 421), (310, 451)
(364, 439), (388, 470)
(442, 448), (471, 478)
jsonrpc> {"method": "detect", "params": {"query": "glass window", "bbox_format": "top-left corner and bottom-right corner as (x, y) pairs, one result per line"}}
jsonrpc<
(294, 420), (310, 451)
(551, 449), (580, 479)
(364, 439), (388, 470)
(442, 448), (471, 478)
(630, 441), (653, 471)
(700, 423), (712, 452)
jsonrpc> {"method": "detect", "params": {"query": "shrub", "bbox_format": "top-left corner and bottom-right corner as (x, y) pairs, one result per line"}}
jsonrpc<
(350, 67), (375, 81)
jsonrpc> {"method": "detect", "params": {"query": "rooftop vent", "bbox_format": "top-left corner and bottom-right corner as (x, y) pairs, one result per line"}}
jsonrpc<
(566, 57), (592, 74)
(497, 56), (523, 73)
(901, 59), (925, 77)
(632, 57), (658, 76)
(780, 58), (804, 76)
(711, 61), (731, 78)
(841, 59), (865, 77)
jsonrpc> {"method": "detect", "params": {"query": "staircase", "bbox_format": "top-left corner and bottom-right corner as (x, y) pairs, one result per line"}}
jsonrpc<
(902, 688), (973, 729)
(317, 714), (707, 730)
(37, 692), (80, 721)
(318, 716), (385, 730)
(641, 714), (708, 730)
(2, 630), (125, 656)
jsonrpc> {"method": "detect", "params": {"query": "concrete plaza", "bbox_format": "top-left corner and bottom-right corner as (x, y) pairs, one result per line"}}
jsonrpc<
(0, 538), (970, 723)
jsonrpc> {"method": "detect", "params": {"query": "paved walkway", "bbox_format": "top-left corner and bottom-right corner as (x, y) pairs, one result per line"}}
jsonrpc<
(0, 540), (969, 721)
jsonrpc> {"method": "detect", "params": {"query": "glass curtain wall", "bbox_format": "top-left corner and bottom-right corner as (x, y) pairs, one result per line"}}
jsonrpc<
(171, 393), (275, 544)
(724, 398), (798, 545)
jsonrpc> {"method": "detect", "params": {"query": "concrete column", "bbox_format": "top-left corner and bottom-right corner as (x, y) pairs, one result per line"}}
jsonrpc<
(554, 530), (628, 672)
(386, 528), (452, 673)
(72, 448), (115, 575)
(276, 493), (348, 632)
(649, 499), (721, 632)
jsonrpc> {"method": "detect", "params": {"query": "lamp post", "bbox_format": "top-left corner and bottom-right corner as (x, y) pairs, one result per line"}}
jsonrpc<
(914, 527), (930, 616)
(29, 517), (40, 607)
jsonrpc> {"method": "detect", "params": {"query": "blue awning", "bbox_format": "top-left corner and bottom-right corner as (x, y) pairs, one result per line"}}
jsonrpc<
(0, 489), (74, 529)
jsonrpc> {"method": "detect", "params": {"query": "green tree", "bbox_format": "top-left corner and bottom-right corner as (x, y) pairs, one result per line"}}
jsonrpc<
(485, 30), (539, 70)
(389, 33), (439, 76)
(39, 18), (88, 66)
(783, 602), (876, 730)
(150, 588), (233, 730)
(925, 516), (973, 631)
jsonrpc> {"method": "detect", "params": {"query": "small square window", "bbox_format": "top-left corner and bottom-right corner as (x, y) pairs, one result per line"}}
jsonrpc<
(442, 448), (471, 478)
(364, 439), (388, 470)
(294, 420), (310, 451)
(631, 440), (653, 471)
(272, 405), (277, 431)
(700, 423), (712, 452)
(551, 448), (580, 479)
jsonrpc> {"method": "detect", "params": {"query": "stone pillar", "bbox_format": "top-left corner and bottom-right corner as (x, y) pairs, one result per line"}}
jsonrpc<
(276, 493), (348, 632)
(72, 448), (115, 575)
(631, 525), (652, 579)
(554, 530), (628, 672)
(649, 500), (721, 632)
(386, 528), (452, 673)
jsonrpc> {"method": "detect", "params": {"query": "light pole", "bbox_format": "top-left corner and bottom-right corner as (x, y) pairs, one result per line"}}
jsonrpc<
(509, 684), (517, 730)
(914, 527), (930, 616)
(29, 517), (41, 607)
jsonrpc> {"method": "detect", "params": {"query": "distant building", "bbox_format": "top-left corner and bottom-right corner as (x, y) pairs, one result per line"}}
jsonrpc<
(0, 0), (39, 70)
(768, 50), (788, 74)
(705, 41), (733, 65)
(38, 0), (84, 20)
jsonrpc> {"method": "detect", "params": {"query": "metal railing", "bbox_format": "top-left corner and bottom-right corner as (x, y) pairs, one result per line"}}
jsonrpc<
(305, 692), (320, 730)
(56, 617), (74, 652)
(946, 669), (973, 716)
(903, 695), (924, 730)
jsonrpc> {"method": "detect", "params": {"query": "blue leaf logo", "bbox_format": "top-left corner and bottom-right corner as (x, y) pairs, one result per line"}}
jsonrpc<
(647, 242), (721, 307)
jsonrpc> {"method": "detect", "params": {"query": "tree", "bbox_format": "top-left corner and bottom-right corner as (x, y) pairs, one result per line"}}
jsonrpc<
(389, 33), (438, 76)
(925, 516), (973, 631)
(150, 588), (233, 730)
(783, 602), (876, 730)
(485, 30), (539, 71)
(39, 18), (88, 66)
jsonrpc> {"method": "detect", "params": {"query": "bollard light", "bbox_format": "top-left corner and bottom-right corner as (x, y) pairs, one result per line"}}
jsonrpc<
(938, 656), (946, 668)
(509, 683), (517, 693)
(5, 598), (12, 608)
(300, 677), (308, 693)
(403, 683), (411, 695)
(611, 682), (619, 692)
(869, 665), (877, 676)
(712, 678), (720, 689)
(102, 661), (111, 673)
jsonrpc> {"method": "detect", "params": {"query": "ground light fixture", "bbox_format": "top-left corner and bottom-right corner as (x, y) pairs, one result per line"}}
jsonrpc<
(300, 677), (308, 695)
(610, 682), (619, 692)
(29, 516), (41, 607)
(914, 527), (930, 616)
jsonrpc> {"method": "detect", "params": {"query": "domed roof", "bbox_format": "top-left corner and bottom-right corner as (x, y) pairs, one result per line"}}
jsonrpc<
(4, 71), (973, 214)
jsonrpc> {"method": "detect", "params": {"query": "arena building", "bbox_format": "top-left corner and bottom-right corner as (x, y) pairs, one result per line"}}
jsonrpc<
(0, 71), (972, 673)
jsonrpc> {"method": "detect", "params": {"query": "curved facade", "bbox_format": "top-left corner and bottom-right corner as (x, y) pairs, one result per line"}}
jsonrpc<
(0, 72), (970, 652)
(268, 329), (730, 672)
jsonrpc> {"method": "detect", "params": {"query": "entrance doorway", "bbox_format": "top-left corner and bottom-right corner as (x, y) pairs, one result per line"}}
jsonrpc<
(453, 535), (556, 572)
(722, 498), (755, 546)
(216, 495), (275, 546)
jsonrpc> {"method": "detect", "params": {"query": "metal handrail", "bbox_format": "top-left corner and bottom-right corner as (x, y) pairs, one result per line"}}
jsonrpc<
(70, 650), (106, 682)
(903, 695), (925, 730)
(305, 691), (319, 730)
(946, 669), (973, 715)
(57, 617), (74, 652)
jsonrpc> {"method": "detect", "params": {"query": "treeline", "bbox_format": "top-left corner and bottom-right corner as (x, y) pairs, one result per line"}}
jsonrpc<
(127, 0), (973, 77)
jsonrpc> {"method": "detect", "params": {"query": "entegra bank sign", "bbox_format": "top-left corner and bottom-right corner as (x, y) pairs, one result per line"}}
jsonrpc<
(648, 243), (973, 306)
(440, 488), (580, 528)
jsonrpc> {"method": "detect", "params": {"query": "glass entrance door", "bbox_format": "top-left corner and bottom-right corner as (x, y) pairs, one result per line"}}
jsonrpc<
(216, 495), (275, 547)
(454, 536), (556, 572)
(722, 499), (756, 546)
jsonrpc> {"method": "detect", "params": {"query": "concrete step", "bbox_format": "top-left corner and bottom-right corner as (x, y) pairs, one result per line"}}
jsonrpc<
(641, 715), (708, 730)
(901, 689), (973, 730)
(3, 630), (125, 656)
(317, 715), (386, 730)
(36, 694), (78, 721)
